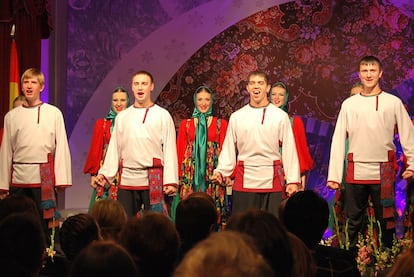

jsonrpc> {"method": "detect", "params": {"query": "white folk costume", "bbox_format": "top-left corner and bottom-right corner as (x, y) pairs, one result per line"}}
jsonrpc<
(214, 104), (300, 193)
(0, 103), (72, 189)
(328, 92), (414, 184)
(0, 103), (72, 228)
(328, 91), (414, 247)
(98, 104), (178, 214)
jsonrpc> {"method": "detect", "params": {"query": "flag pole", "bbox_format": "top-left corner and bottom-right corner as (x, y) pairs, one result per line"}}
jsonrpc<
(9, 24), (20, 110)
(10, 24), (15, 37)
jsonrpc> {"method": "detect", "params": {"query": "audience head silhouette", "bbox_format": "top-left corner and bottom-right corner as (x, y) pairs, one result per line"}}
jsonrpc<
(59, 213), (101, 261)
(118, 211), (180, 277)
(90, 199), (128, 241)
(69, 240), (139, 277)
(174, 230), (274, 277)
(175, 192), (218, 258)
(227, 209), (293, 277)
(0, 213), (46, 277)
(0, 194), (41, 223)
(282, 190), (329, 249)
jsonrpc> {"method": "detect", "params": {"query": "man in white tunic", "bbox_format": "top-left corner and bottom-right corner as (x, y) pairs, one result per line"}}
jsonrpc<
(95, 70), (178, 216)
(327, 56), (414, 249)
(212, 71), (300, 216)
(0, 68), (72, 235)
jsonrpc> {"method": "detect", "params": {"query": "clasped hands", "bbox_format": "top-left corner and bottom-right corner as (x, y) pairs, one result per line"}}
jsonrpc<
(91, 174), (106, 188)
(211, 172), (233, 187)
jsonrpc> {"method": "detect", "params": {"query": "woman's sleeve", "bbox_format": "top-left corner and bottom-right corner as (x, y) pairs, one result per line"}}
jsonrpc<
(176, 119), (189, 178)
(83, 119), (106, 174)
(218, 118), (229, 148)
(292, 116), (314, 174)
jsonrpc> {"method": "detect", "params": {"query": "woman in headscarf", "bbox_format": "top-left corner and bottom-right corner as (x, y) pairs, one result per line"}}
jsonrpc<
(83, 87), (130, 211)
(171, 86), (228, 230)
(270, 82), (313, 191)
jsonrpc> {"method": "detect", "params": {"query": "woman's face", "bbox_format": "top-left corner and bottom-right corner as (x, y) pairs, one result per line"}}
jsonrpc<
(270, 86), (286, 108)
(112, 91), (128, 113)
(195, 90), (211, 113)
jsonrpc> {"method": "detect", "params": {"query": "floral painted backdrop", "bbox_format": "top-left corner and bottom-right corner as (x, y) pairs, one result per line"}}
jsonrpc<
(65, 0), (284, 209)
(157, 0), (414, 201)
(65, 0), (414, 217)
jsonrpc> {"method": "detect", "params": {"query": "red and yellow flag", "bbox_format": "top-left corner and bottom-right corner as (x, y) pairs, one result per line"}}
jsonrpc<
(9, 39), (20, 110)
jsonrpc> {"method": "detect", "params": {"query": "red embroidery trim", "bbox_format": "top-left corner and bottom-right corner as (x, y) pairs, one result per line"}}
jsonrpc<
(37, 106), (40, 124)
(261, 108), (266, 124)
(143, 108), (149, 123)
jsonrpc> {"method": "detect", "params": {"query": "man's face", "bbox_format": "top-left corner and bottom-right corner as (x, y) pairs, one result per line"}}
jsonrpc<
(358, 62), (382, 90)
(246, 75), (270, 107)
(21, 77), (43, 104)
(131, 73), (154, 107)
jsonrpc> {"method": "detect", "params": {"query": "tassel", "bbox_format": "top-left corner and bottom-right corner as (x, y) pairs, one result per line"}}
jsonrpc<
(41, 199), (56, 209)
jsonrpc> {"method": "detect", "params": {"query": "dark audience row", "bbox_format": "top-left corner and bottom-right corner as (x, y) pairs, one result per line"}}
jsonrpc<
(1, 190), (413, 277)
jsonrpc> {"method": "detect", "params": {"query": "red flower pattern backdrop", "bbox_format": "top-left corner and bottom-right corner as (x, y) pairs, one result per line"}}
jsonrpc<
(158, 0), (413, 125)
(156, 0), (414, 224)
(64, 0), (413, 222)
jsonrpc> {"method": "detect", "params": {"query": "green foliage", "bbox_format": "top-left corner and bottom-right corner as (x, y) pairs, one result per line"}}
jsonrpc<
(323, 201), (412, 277)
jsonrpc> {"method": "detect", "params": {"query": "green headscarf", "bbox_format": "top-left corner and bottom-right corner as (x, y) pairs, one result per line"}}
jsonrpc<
(105, 86), (130, 133)
(192, 86), (213, 192)
(271, 82), (289, 113)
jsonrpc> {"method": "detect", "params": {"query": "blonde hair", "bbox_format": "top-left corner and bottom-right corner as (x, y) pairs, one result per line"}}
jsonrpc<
(12, 95), (27, 107)
(174, 231), (274, 277)
(21, 68), (45, 87)
(90, 199), (127, 241)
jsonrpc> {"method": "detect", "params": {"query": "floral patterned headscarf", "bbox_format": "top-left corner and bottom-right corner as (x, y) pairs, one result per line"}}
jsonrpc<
(105, 86), (130, 133)
(271, 82), (289, 113)
(191, 86), (213, 192)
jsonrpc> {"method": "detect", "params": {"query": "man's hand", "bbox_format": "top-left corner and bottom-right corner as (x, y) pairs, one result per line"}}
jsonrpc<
(90, 175), (97, 188)
(224, 177), (233, 187)
(211, 172), (223, 185)
(94, 174), (108, 187)
(327, 181), (340, 190)
(300, 175), (306, 191)
(285, 183), (300, 197)
(0, 191), (9, 200)
(163, 185), (177, 196)
(402, 170), (414, 180)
